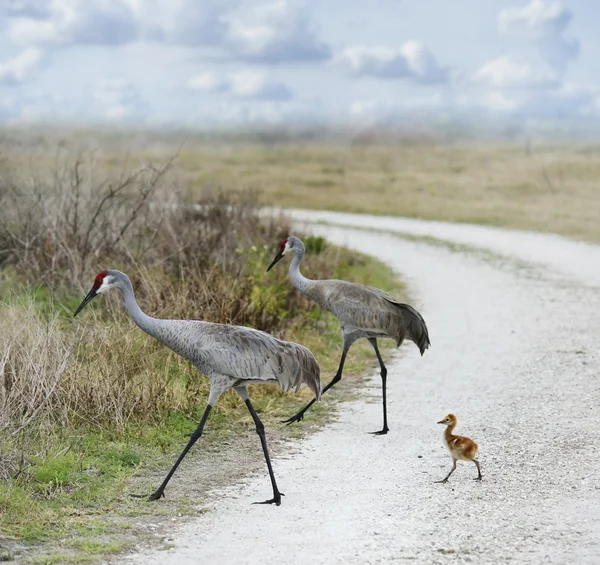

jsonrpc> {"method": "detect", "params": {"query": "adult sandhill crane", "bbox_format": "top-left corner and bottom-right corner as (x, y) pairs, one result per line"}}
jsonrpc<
(267, 236), (429, 435)
(74, 269), (320, 506)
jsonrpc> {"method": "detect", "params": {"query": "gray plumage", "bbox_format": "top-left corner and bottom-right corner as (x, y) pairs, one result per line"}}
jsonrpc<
(100, 270), (320, 403)
(301, 278), (430, 355)
(268, 235), (430, 434)
(74, 269), (320, 505)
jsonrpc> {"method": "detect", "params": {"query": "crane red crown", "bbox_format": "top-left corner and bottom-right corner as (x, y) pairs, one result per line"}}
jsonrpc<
(280, 238), (288, 249)
(94, 270), (108, 288)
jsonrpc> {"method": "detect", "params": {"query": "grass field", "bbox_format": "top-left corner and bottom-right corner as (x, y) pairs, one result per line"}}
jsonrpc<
(4, 130), (599, 241)
(172, 139), (600, 242)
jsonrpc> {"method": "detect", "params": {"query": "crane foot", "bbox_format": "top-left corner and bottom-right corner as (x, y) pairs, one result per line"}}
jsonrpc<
(252, 492), (284, 506)
(434, 478), (449, 484)
(147, 489), (165, 501)
(281, 411), (305, 425)
(369, 427), (389, 435)
(130, 489), (165, 501)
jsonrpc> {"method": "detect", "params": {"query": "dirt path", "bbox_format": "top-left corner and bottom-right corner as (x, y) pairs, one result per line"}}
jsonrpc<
(126, 212), (600, 564)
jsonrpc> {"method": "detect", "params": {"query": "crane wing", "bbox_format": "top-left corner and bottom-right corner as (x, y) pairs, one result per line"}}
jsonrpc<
(193, 325), (321, 399)
(324, 281), (430, 355)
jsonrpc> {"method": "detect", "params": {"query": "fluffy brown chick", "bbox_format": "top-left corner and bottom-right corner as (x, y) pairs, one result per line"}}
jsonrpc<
(435, 413), (482, 484)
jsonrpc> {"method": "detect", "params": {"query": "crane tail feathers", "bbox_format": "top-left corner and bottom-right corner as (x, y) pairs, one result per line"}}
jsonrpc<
(272, 343), (321, 400)
(393, 303), (431, 356)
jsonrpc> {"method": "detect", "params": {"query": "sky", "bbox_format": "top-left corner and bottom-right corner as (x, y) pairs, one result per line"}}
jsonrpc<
(0, 0), (599, 129)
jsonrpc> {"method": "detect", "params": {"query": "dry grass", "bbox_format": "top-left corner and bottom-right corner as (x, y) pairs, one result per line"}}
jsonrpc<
(163, 140), (600, 242)
(3, 130), (599, 241)
(0, 144), (391, 457)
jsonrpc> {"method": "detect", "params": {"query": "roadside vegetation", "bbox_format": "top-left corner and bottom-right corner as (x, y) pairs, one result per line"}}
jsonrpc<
(0, 137), (403, 564)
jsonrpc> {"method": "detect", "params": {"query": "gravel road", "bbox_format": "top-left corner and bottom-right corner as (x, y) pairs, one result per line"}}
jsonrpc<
(127, 212), (600, 564)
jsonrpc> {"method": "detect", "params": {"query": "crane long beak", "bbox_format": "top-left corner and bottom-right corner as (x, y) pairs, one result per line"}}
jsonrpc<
(74, 286), (98, 317)
(266, 250), (285, 272)
(437, 420), (445, 424)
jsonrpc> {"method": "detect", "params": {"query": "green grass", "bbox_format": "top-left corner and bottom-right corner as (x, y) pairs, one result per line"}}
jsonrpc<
(0, 248), (404, 563)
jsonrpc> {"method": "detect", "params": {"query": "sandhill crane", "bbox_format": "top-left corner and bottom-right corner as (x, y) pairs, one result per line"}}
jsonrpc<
(267, 236), (429, 435)
(436, 413), (482, 483)
(73, 269), (320, 505)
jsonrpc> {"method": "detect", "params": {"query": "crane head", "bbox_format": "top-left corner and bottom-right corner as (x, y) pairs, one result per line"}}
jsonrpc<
(73, 270), (113, 316)
(266, 238), (289, 272)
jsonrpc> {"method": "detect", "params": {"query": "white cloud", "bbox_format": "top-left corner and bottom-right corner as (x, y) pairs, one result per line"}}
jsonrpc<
(141, 0), (330, 64)
(224, 0), (330, 63)
(473, 56), (559, 89)
(497, 0), (578, 72)
(229, 71), (292, 100)
(518, 84), (599, 118)
(5, 0), (53, 19)
(339, 42), (448, 84)
(187, 72), (228, 92)
(498, 0), (570, 39)
(478, 91), (520, 113)
(149, 0), (230, 46)
(8, 0), (140, 47)
(187, 71), (292, 101)
(0, 48), (43, 86)
(94, 78), (144, 119)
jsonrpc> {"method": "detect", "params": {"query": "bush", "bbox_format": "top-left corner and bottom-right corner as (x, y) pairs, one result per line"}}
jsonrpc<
(0, 145), (352, 479)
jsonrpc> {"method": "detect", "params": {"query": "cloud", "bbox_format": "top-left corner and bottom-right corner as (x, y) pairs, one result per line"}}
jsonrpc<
(94, 78), (144, 119)
(187, 72), (228, 92)
(0, 48), (43, 86)
(8, 0), (140, 47)
(477, 91), (520, 113)
(339, 42), (448, 84)
(229, 71), (292, 100)
(187, 71), (292, 101)
(149, 0), (230, 46)
(145, 0), (330, 64)
(517, 84), (599, 118)
(5, 0), (54, 19)
(497, 0), (578, 72)
(223, 0), (331, 64)
(5, 1), (331, 65)
(473, 56), (559, 89)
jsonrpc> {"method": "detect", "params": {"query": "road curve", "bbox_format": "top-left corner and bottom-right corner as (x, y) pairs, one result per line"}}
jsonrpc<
(127, 211), (600, 565)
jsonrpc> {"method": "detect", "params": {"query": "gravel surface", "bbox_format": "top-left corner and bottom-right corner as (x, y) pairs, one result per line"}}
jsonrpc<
(126, 212), (600, 565)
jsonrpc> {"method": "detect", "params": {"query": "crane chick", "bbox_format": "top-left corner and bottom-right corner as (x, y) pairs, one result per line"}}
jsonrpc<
(435, 413), (482, 483)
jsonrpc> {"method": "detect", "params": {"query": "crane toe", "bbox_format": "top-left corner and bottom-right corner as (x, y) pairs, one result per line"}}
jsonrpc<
(147, 489), (166, 501)
(252, 492), (284, 506)
(369, 428), (389, 435)
(281, 411), (305, 425)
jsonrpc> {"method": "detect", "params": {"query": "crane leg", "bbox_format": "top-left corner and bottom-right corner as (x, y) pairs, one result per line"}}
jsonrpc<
(243, 399), (284, 505)
(368, 338), (389, 435)
(435, 459), (457, 484)
(473, 459), (482, 481)
(132, 404), (213, 501)
(281, 346), (349, 425)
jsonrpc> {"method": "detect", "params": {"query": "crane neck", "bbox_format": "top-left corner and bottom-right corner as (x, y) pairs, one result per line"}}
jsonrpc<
(118, 278), (161, 339)
(289, 249), (313, 295)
